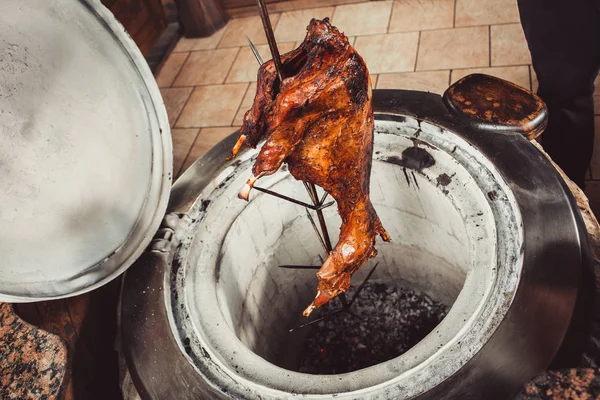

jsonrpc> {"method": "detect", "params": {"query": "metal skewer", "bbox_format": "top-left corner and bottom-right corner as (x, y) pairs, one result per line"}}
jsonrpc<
(320, 191), (329, 205)
(289, 262), (380, 332)
(253, 186), (315, 209)
(348, 262), (379, 308)
(253, 186), (334, 210)
(246, 35), (264, 65)
(307, 183), (333, 253)
(279, 265), (321, 270)
(289, 308), (345, 332)
(305, 208), (329, 255)
(255, 0), (284, 83)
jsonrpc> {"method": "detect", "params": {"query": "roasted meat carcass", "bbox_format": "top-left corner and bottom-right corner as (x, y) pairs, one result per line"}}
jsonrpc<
(230, 18), (390, 316)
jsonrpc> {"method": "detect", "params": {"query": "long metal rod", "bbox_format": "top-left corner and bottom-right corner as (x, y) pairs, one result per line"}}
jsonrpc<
(279, 265), (321, 270)
(319, 191), (329, 205)
(308, 183), (333, 252)
(305, 208), (329, 255)
(348, 262), (379, 308)
(289, 308), (344, 332)
(255, 0), (284, 82)
(288, 261), (379, 331)
(254, 184), (333, 209)
(302, 181), (317, 204)
(246, 35), (264, 65)
(253, 186), (316, 209)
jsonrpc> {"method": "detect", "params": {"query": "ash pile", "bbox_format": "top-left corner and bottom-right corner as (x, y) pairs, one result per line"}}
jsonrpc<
(296, 282), (448, 374)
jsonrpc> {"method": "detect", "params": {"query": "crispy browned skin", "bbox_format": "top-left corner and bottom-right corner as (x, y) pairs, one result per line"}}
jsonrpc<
(231, 18), (390, 316)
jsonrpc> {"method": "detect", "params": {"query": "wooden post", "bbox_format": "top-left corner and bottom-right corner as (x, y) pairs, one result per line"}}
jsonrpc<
(175, 0), (228, 38)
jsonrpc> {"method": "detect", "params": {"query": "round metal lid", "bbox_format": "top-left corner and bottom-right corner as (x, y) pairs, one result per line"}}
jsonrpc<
(0, 0), (172, 301)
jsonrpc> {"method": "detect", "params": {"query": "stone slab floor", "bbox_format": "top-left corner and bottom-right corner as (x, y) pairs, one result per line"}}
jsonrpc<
(154, 0), (600, 215)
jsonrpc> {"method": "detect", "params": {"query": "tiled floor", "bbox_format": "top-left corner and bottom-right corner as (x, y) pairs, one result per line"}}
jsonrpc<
(155, 0), (600, 213)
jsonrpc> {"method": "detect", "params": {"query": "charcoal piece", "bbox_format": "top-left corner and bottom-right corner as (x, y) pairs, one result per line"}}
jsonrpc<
(296, 282), (448, 374)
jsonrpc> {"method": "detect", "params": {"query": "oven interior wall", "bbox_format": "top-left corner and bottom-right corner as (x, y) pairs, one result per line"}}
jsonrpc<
(216, 160), (470, 370)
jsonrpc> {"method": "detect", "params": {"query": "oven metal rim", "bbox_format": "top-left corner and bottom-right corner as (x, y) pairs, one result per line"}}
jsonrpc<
(120, 90), (584, 400)
(169, 115), (519, 397)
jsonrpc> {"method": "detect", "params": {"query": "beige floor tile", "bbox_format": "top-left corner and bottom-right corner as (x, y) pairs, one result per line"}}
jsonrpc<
(155, 52), (189, 88)
(233, 108), (248, 127)
(377, 70), (450, 93)
(274, 7), (335, 43)
(451, 66), (531, 90)
(176, 84), (248, 128)
(173, 48), (240, 86)
(198, 126), (241, 148)
(417, 26), (489, 71)
(491, 23), (531, 66)
(219, 14), (281, 48)
(173, 27), (226, 52)
(389, 0), (454, 33)
(182, 127), (241, 171)
(332, 1), (393, 36)
(354, 32), (419, 74)
(171, 128), (199, 176)
(455, 0), (520, 27)
(233, 82), (258, 125)
(160, 87), (193, 127)
(240, 82), (258, 110)
(530, 65), (538, 92)
(590, 116), (600, 179)
(226, 42), (296, 83)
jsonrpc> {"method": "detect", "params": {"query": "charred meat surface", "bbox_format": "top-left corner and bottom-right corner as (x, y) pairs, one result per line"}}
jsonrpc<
(230, 18), (390, 316)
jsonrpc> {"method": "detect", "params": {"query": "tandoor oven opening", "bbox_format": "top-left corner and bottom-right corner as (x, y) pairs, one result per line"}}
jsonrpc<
(213, 124), (472, 374)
